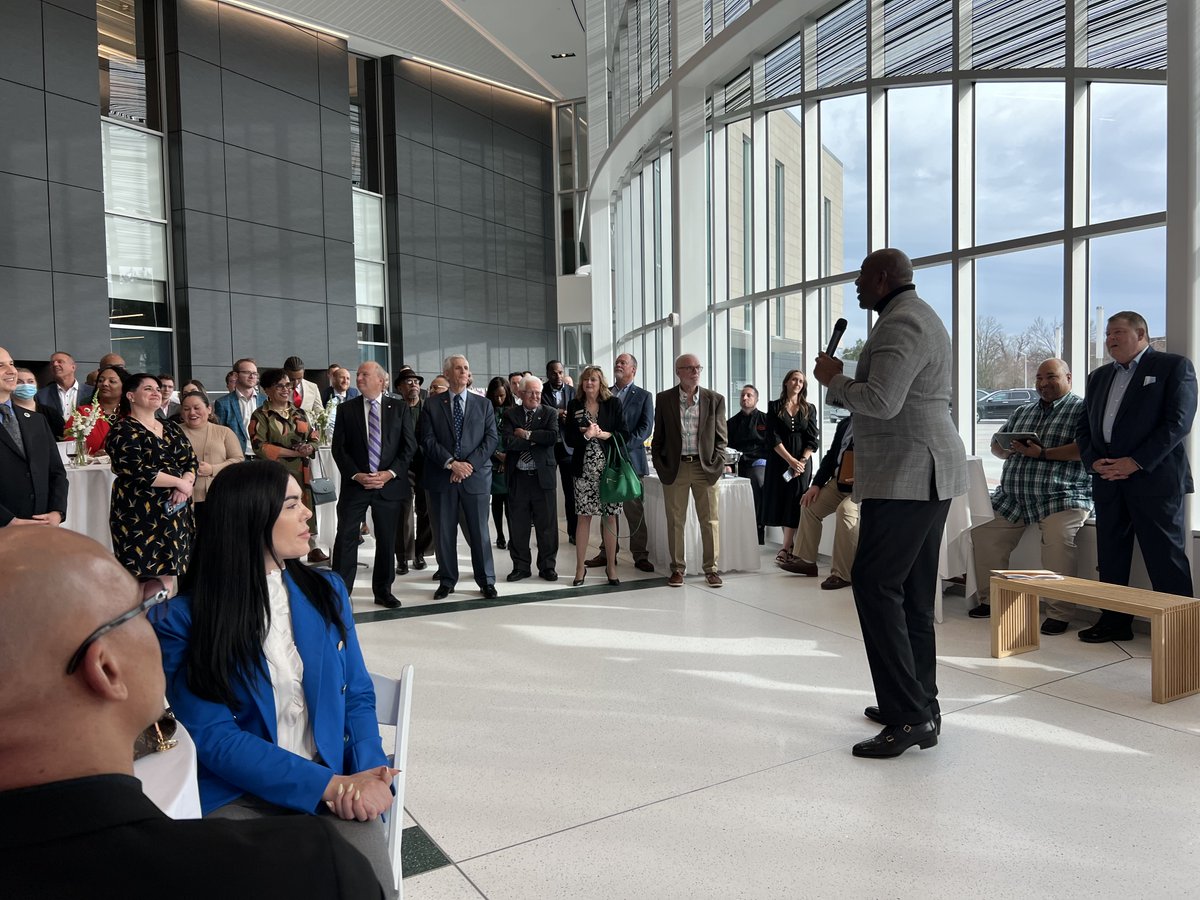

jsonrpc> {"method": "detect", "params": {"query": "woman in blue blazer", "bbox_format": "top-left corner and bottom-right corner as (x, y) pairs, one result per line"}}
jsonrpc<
(152, 460), (395, 894)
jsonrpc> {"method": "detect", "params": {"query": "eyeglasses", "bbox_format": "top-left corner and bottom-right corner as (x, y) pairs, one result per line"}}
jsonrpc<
(676, 365), (703, 373)
(66, 579), (170, 675)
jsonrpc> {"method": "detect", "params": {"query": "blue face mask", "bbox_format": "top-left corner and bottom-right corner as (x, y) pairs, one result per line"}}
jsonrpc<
(12, 384), (37, 401)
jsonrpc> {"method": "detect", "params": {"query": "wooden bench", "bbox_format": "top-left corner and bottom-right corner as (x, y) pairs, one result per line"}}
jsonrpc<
(990, 574), (1200, 703)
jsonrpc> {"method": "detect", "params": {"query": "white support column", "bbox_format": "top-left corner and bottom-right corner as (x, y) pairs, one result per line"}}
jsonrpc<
(673, 82), (709, 373)
(751, 102), (770, 392)
(1166, 0), (1200, 533)
(586, 0), (614, 366)
(950, 64), (975, 450)
(1062, 5), (1087, 390)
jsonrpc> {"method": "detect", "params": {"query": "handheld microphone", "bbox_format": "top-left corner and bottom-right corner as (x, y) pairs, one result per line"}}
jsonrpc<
(825, 317), (848, 356)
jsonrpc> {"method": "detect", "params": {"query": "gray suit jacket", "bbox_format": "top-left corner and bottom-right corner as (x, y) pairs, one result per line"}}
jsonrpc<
(826, 289), (967, 502)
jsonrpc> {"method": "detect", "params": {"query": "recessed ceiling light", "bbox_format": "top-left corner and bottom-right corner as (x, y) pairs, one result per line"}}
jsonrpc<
(550, 52), (576, 59)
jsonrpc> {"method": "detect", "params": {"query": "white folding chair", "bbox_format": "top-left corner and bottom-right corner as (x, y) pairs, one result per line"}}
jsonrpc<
(371, 665), (414, 896)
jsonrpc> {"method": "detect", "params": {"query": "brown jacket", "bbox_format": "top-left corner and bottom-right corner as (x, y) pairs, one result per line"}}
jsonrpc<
(651, 386), (728, 485)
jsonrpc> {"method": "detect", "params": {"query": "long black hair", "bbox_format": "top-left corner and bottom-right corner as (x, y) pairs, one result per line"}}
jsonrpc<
(172, 459), (346, 708)
(118, 372), (160, 417)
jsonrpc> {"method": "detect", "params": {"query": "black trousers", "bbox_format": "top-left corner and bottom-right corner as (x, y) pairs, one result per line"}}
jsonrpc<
(1095, 487), (1193, 629)
(554, 443), (577, 539)
(395, 470), (433, 565)
(851, 496), (951, 725)
(507, 469), (559, 575)
(737, 459), (766, 541)
(332, 484), (401, 602)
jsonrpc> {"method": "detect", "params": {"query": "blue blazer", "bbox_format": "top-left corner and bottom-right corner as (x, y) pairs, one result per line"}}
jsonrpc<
(35, 382), (94, 412)
(419, 390), (498, 494)
(618, 383), (654, 476)
(322, 386), (361, 405)
(152, 570), (388, 815)
(1076, 347), (1197, 498)
(213, 390), (264, 452)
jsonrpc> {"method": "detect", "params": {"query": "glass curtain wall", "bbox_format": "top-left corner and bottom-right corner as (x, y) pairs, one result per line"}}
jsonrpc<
(349, 55), (387, 367)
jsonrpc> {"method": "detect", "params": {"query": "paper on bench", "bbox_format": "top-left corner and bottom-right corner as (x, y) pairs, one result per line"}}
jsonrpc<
(992, 569), (1065, 581)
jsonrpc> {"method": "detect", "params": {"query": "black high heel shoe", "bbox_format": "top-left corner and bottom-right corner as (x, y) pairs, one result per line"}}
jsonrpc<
(573, 570), (586, 587)
(606, 567), (620, 586)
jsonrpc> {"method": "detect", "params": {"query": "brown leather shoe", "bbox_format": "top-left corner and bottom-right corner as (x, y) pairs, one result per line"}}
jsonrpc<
(821, 574), (851, 590)
(585, 553), (606, 568)
(778, 557), (818, 576)
(306, 548), (330, 564)
(667, 571), (684, 587)
(705, 572), (723, 587)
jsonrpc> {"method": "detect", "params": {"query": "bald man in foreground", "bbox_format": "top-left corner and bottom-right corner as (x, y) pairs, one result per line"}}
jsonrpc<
(0, 529), (383, 899)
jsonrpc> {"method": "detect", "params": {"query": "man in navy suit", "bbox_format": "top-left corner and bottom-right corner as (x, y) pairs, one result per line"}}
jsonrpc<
(321, 366), (361, 405)
(35, 351), (94, 439)
(0, 347), (67, 528)
(331, 362), (415, 609)
(213, 358), (264, 456)
(587, 352), (655, 572)
(1076, 310), (1197, 642)
(422, 355), (498, 600)
(542, 360), (577, 543)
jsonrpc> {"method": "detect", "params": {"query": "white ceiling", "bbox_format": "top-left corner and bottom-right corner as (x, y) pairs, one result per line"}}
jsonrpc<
(248, 0), (589, 99)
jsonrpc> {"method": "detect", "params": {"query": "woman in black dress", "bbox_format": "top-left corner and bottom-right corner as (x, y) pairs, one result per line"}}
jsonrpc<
(565, 365), (629, 586)
(486, 377), (514, 549)
(761, 369), (819, 563)
(107, 372), (198, 594)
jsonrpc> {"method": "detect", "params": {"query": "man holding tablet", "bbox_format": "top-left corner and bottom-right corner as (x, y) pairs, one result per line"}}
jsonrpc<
(968, 358), (1092, 634)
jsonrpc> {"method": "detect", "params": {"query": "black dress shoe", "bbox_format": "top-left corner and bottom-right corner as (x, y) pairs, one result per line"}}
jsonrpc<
(852, 721), (938, 758)
(396, 563), (409, 576)
(482, 585), (498, 599)
(1078, 622), (1134, 643)
(539, 570), (558, 581)
(1040, 617), (1069, 635)
(585, 553), (606, 568)
(374, 594), (401, 609)
(496, 536), (507, 549)
(864, 706), (941, 735)
(634, 559), (654, 573)
(433, 585), (453, 600)
(506, 570), (531, 582)
(432, 572), (442, 581)
(412, 557), (427, 570)
(968, 603), (991, 618)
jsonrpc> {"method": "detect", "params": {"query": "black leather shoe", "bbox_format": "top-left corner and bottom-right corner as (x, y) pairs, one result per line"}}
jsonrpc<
(585, 553), (606, 568)
(540, 570), (558, 581)
(496, 536), (506, 550)
(865, 706), (941, 735)
(507, 570), (531, 582)
(412, 557), (427, 570)
(374, 594), (401, 609)
(852, 721), (938, 758)
(433, 585), (453, 600)
(1078, 622), (1134, 643)
(396, 562), (409, 575)
(1040, 617), (1069, 635)
(968, 603), (991, 618)
(634, 559), (654, 573)
(482, 585), (498, 599)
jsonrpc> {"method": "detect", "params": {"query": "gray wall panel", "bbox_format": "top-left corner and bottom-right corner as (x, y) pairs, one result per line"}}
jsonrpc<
(41, 4), (99, 104)
(172, 131), (227, 216)
(181, 287), (233, 367)
(217, 5), (320, 102)
(226, 220), (327, 303)
(48, 183), (106, 276)
(221, 71), (322, 170)
(45, 94), (102, 190)
(224, 145), (325, 236)
(171, 0), (220, 64)
(0, 172), (52, 271)
(324, 238), (355, 306)
(227, 293), (329, 365)
(1, 1), (45, 90)
(50, 273), (110, 360)
(0, 266), (54, 356)
(0, 80), (48, 180)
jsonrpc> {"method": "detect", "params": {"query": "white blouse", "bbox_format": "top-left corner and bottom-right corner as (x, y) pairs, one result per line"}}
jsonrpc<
(262, 570), (318, 761)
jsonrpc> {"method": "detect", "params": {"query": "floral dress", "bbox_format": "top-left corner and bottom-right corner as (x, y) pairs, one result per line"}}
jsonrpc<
(250, 404), (320, 534)
(573, 409), (621, 518)
(108, 418), (198, 578)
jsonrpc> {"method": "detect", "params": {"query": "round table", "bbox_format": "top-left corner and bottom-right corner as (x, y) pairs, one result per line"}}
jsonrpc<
(643, 472), (761, 574)
(63, 460), (117, 550)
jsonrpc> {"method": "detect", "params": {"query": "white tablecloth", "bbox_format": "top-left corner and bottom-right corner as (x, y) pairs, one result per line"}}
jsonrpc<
(63, 462), (116, 550)
(133, 720), (202, 819)
(935, 456), (993, 621)
(643, 473), (761, 574)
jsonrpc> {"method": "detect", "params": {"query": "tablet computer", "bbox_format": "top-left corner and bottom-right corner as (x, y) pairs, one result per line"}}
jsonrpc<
(993, 431), (1039, 446)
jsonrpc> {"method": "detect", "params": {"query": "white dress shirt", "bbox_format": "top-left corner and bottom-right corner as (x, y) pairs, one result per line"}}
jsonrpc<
(262, 569), (318, 761)
(57, 380), (80, 416)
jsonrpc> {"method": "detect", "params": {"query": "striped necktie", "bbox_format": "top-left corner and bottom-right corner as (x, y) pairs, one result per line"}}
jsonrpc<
(367, 398), (381, 472)
(520, 408), (534, 467)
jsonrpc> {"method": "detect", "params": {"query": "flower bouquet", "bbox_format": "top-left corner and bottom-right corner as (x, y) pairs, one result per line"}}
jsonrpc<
(64, 403), (104, 467)
(311, 396), (340, 447)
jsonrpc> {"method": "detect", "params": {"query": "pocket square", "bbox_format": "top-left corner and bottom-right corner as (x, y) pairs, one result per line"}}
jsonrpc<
(1143, 376), (1156, 386)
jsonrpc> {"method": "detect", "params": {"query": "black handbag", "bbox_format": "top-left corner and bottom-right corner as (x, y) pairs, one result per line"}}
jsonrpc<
(600, 435), (643, 504)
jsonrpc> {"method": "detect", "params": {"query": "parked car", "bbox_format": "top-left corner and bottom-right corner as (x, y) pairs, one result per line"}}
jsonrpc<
(978, 388), (1036, 422)
(976, 388), (992, 403)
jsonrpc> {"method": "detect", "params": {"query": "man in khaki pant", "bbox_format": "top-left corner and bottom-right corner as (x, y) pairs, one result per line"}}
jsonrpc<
(780, 415), (859, 589)
(651, 354), (727, 587)
(969, 359), (1093, 635)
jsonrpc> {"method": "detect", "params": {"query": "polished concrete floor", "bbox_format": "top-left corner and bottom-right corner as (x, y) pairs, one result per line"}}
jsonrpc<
(344, 529), (1200, 899)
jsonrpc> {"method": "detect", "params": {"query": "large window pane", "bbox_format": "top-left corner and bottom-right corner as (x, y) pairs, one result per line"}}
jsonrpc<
(102, 122), (164, 219)
(767, 109), (802, 289)
(110, 327), (171, 374)
(1087, 228), (1166, 374)
(975, 82), (1064, 245)
(98, 0), (158, 129)
(887, 86), (951, 259)
(768, 291), (803, 389)
(819, 94), (866, 276)
(1090, 83), (1166, 224)
(726, 119), (752, 299)
(352, 191), (384, 261)
(728, 303), (752, 402)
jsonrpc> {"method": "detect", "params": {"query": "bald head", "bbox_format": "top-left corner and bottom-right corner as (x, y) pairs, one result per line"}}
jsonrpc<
(855, 248), (914, 309)
(1034, 358), (1072, 403)
(0, 529), (164, 788)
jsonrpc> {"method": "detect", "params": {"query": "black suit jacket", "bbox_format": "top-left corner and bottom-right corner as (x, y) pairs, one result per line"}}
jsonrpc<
(564, 396), (630, 478)
(331, 393), (415, 502)
(0, 405), (68, 525)
(501, 403), (559, 490)
(811, 415), (853, 489)
(1, 775), (382, 899)
(35, 382), (94, 439)
(1076, 348), (1197, 498)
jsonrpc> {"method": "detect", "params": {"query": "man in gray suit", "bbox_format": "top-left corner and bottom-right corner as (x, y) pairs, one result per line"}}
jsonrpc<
(421, 355), (498, 600)
(814, 248), (967, 759)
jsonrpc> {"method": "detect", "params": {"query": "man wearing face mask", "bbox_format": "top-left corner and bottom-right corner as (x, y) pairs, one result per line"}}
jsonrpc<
(0, 349), (68, 528)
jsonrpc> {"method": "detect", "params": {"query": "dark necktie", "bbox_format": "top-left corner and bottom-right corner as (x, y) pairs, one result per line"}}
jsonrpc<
(367, 398), (381, 472)
(1, 404), (24, 458)
(453, 394), (464, 458)
(520, 408), (534, 467)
